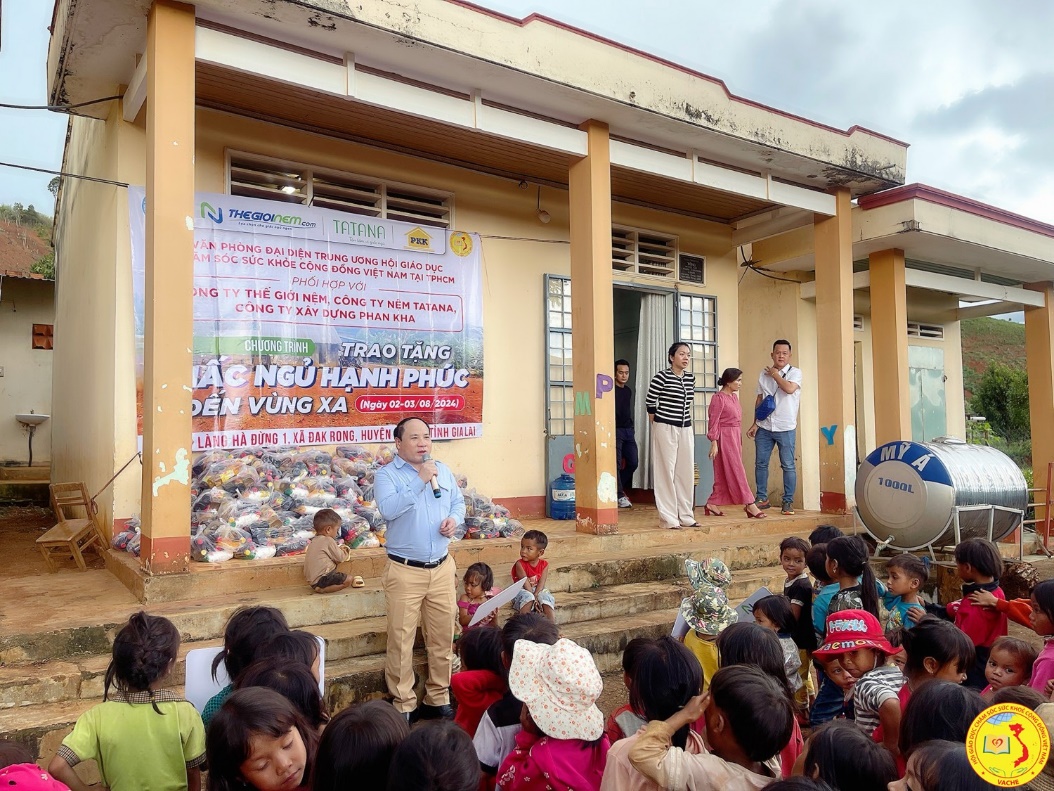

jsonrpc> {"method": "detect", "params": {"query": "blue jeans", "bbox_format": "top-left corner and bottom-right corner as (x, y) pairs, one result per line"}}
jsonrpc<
(754, 427), (796, 506)
(810, 664), (847, 726)
(615, 428), (638, 498)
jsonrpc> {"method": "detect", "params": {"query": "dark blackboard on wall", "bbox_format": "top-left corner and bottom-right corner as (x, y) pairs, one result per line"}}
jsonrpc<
(679, 254), (705, 284)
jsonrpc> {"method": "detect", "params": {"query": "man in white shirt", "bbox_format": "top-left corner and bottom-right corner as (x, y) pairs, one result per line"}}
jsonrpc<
(746, 339), (802, 515)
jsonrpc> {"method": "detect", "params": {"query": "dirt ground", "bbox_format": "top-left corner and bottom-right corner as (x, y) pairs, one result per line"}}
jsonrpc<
(1009, 557), (1054, 651)
(0, 504), (106, 577)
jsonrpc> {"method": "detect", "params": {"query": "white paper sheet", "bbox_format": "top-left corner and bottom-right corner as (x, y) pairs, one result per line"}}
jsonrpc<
(734, 586), (773, 624)
(468, 577), (527, 627)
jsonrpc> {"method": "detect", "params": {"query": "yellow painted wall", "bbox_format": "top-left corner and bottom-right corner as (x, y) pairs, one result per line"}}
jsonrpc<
(73, 107), (742, 513)
(851, 287), (965, 451)
(904, 288), (966, 441)
(194, 109), (573, 499)
(0, 278), (54, 465)
(52, 111), (123, 531)
(57, 106), (976, 523)
(736, 269), (819, 510)
(112, 119), (147, 522)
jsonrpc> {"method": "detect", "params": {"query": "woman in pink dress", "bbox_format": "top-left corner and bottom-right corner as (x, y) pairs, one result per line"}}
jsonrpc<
(705, 368), (767, 519)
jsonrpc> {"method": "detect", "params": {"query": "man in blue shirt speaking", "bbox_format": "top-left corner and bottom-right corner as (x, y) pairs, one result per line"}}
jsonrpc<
(374, 416), (465, 723)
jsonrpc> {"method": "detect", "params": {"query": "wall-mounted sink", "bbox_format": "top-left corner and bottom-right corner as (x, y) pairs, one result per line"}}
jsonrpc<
(16, 413), (50, 427)
(15, 414), (49, 467)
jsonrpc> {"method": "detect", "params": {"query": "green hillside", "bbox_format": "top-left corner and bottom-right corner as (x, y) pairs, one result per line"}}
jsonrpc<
(961, 316), (1026, 402)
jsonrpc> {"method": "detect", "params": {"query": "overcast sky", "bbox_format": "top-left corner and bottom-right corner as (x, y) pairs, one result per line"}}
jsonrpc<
(2, 0), (1052, 227)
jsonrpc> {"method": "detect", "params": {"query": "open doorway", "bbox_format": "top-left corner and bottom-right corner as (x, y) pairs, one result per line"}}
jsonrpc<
(544, 277), (716, 512)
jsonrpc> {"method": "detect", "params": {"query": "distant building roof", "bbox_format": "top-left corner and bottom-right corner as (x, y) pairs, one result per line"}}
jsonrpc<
(1, 269), (50, 281)
(858, 184), (1054, 240)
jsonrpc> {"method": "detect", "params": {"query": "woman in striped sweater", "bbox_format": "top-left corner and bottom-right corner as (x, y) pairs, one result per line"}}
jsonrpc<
(645, 342), (698, 529)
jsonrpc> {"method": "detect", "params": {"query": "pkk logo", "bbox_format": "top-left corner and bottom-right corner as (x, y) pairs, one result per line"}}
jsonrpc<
(200, 202), (223, 224)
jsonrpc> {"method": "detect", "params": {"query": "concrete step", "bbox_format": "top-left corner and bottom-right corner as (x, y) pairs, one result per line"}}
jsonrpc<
(324, 605), (684, 713)
(0, 480), (50, 506)
(0, 465), (51, 481)
(0, 568), (785, 712)
(108, 512), (848, 603)
(0, 605), (687, 759)
(3, 531), (794, 664)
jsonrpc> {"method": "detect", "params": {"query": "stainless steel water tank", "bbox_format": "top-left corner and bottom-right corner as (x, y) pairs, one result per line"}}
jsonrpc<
(855, 437), (1027, 550)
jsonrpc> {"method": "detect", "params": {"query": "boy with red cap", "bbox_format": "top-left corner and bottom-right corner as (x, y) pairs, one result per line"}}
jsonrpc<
(813, 609), (905, 755)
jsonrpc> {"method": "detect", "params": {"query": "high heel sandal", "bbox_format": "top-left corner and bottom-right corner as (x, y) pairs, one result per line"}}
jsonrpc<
(744, 506), (767, 519)
(704, 505), (724, 517)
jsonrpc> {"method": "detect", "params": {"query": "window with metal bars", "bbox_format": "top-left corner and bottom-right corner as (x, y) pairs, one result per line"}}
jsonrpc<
(907, 322), (945, 339)
(677, 293), (718, 431)
(545, 276), (575, 437)
(611, 225), (678, 278)
(227, 153), (453, 228)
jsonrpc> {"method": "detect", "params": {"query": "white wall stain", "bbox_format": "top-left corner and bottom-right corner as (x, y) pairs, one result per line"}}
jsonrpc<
(598, 472), (617, 503)
(152, 447), (190, 496)
(185, 216), (194, 231)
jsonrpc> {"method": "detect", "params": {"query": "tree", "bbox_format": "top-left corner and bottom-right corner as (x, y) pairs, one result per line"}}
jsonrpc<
(48, 177), (61, 197)
(970, 363), (1030, 443)
(31, 251), (55, 280)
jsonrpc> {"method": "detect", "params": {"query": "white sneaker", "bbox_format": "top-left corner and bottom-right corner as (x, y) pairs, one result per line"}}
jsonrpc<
(618, 496), (632, 508)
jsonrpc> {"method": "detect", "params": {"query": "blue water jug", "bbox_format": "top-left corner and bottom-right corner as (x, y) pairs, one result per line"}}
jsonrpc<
(548, 473), (576, 520)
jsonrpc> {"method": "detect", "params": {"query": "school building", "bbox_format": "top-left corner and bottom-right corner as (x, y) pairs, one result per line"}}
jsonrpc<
(46, 0), (1054, 574)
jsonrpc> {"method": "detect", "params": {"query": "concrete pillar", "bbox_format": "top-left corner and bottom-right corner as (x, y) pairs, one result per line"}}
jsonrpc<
(140, 0), (196, 573)
(813, 189), (855, 513)
(869, 249), (912, 445)
(1025, 282), (1054, 535)
(568, 121), (617, 534)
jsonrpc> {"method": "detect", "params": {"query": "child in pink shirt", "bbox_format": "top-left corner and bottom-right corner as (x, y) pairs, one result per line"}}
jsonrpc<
(1026, 580), (1054, 694)
(496, 638), (609, 791)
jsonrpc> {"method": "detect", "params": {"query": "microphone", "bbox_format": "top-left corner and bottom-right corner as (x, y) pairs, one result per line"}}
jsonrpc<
(422, 453), (442, 499)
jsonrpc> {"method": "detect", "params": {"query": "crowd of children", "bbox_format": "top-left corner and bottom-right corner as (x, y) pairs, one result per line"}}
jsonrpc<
(14, 525), (1054, 791)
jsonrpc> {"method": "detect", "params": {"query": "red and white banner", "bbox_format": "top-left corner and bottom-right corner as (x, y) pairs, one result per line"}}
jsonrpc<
(130, 189), (484, 450)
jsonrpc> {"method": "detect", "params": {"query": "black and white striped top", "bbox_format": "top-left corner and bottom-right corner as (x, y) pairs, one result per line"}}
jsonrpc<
(645, 368), (695, 427)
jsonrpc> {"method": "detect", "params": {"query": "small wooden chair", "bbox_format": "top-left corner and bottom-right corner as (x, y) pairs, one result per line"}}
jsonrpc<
(36, 482), (104, 572)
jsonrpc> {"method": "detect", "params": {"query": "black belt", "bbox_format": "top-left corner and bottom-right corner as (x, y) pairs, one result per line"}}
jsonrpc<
(387, 553), (447, 570)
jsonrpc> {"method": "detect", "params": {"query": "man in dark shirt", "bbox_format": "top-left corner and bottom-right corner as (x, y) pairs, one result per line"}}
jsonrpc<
(614, 359), (638, 508)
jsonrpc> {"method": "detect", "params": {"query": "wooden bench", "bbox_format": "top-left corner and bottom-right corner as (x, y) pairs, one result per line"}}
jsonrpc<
(35, 482), (104, 572)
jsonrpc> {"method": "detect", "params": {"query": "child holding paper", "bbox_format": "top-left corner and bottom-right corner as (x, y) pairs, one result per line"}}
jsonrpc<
(459, 562), (499, 631)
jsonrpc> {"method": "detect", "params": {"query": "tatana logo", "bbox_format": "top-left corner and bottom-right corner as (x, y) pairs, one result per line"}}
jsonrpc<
(200, 202), (223, 224)
(332, 219), (386, 240)
(827, 618), (867, 634)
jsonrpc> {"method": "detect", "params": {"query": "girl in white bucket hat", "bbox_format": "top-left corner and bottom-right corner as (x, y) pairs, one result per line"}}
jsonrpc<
(495, 638), (610, 790)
